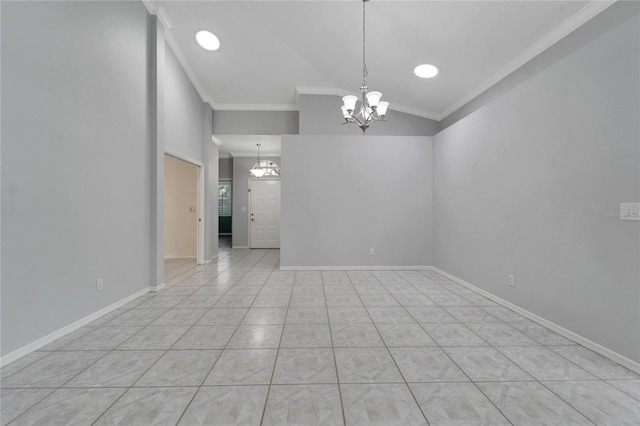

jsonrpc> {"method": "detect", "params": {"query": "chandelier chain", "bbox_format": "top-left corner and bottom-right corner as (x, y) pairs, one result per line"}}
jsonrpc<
(362, 0), (368, 86)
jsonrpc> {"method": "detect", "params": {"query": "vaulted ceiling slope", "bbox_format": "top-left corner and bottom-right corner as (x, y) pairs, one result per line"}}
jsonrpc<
(146, 0), (613, 121)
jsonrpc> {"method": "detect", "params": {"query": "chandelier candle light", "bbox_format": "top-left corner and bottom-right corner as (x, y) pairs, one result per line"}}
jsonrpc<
(249, 143), (280, 178)
(341, 0), (389, 134)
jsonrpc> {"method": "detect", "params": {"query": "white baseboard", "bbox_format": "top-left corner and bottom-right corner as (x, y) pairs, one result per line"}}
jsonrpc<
(150, 282), (166, 292)
(232, 246), (249, 249)
(203, 255), (219, 265)
(0, 287), (151, 368)
(431, 266), (640, 374)
(280, 266), (431, 271)
(164, 254), (197, 259)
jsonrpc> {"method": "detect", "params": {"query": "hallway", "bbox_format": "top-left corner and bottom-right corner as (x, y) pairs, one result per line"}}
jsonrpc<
(1, 248), (639, 425)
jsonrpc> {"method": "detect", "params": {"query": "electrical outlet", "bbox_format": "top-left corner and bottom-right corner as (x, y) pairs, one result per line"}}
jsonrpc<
(369, 248), (375, 256)
(508, 274), (515, 287)
(96, 278), (104, 291)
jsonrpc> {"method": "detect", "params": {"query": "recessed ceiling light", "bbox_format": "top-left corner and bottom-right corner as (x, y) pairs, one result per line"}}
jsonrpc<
(195, 30), (220, 51)
(414, 64), (439, 79)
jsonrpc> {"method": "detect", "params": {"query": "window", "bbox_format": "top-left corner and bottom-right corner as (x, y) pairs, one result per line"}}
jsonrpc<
(218, 181), (232, 216)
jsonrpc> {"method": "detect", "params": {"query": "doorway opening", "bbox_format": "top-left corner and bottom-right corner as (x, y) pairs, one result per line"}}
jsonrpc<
(218, 156), (233, 249)
(218, 180), (232, 249)
(164, 151), (205, 282)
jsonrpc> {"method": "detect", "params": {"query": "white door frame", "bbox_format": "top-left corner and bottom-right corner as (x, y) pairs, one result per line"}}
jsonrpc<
(248, 177), (281, 249)
(165, 148), (205, 265)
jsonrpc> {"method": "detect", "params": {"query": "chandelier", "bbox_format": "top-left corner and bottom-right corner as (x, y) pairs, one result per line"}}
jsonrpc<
(341, 0), (389, 134)
(249, 144), (280, 178)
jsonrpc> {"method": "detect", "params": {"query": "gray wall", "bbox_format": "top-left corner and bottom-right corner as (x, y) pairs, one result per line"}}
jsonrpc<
(1, 1), (151, 355)
(164, 44), (204, 163)
(213, 110), (299, 135)
(281, 135), (433, 267)
(232, 156), (281, 248)
(298, 94), (440, 136)
(219, 158), (233, 179)
(433, 12), (640, 362)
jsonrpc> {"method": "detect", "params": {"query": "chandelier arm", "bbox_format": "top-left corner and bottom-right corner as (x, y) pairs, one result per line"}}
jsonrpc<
(353, 115), (364, 126)
(344, 115), (364, 126)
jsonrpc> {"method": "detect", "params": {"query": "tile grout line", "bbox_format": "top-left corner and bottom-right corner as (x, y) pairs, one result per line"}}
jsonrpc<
(602, 379), (640, 402)
(320, 271), (348, 426)
(379, 270), (516, 426)
(88, 257), (238, 426)
(174, 249), (274, 425)
(258, 268), (294, 426)
(89, 249), (266, 426)
(534, 380), (599, 426)
(158, 286), (250, 424)
(417, 271), (538, 425)
(422, 270), (599, 426)
(0, 247), (272, 424)
(15, 378), (606, 389)
(1, 388), (55, 426)
(4, 254), (639, 425)
(347, 271), (432, 426)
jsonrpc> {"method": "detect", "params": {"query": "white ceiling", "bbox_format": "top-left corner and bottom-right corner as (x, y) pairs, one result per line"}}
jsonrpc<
(146, 0), (613, 155)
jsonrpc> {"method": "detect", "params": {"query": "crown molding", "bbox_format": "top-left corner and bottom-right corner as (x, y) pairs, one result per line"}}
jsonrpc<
(438, 0), (617, 120)
(296, 86), (440, 120)
(211, 89), (438, 120)
(144, 2), (211, 108)
(229, 151), (280, 158)
(213, 103), (299, 112)
(142, 2), (174, 29)
(164, 30), (210, 105)
(391, 103), (440, 121)
(296, 86), (345, 97)
(141, 0), (157, 15)
(156, 7), (175, 29)
(211, 136), (223, 146)
(203, 96), (217, 113)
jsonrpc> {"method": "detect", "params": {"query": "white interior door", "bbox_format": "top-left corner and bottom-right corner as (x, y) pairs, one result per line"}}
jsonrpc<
(250, 180), (281, 248)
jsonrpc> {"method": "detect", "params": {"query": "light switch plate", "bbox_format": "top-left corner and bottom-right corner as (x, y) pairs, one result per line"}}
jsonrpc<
(620, 203), (640, 221)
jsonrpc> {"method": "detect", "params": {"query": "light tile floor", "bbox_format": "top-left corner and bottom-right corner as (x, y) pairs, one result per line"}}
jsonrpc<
(2, 248), (639, 425)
